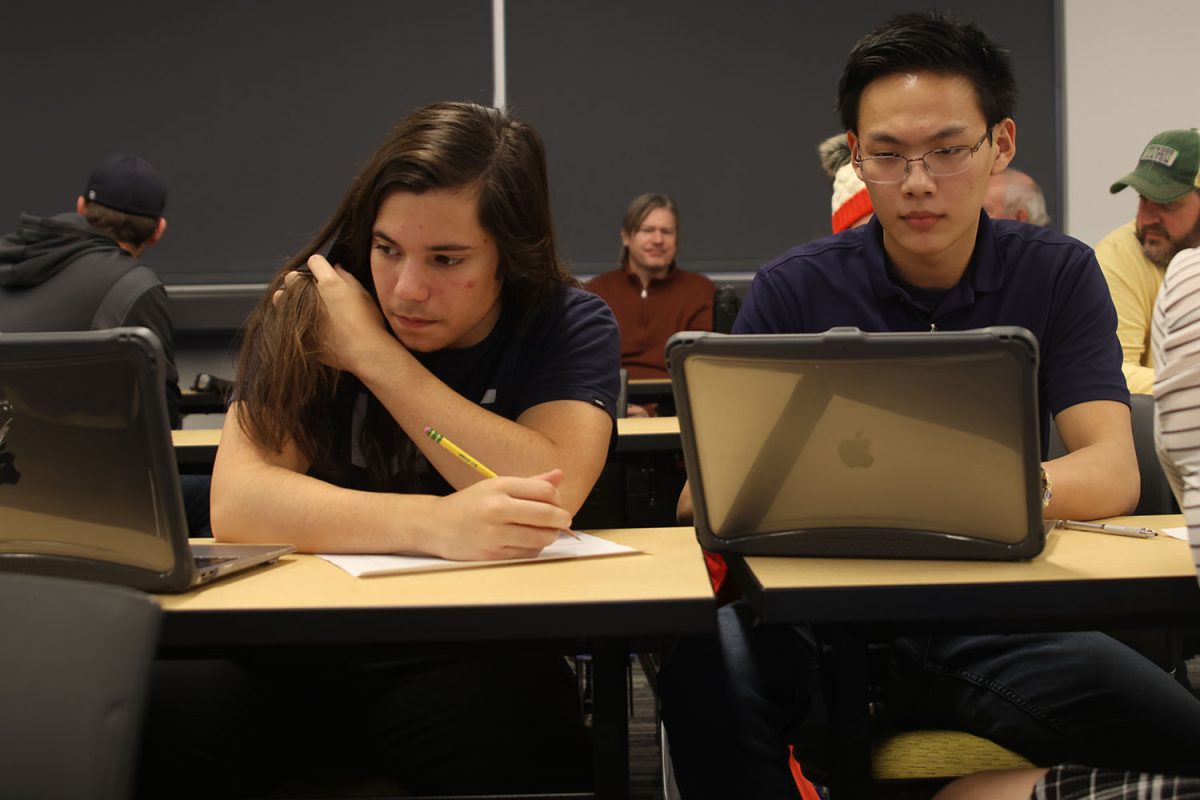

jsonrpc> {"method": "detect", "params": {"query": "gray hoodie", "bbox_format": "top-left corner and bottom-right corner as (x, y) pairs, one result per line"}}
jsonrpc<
(0, 212), (181, 426)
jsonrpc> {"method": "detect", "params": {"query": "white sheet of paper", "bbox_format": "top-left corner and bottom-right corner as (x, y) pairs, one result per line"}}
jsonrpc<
(318, 531), (639, 577)
(1162, 526), (1190, 542)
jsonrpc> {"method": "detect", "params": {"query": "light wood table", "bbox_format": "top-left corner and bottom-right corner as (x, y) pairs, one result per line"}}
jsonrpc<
(157, 527), (714, 800)
(612, 415), (681, 452)
(738, 515), (1200, 626)
(627, 378), (673, 396)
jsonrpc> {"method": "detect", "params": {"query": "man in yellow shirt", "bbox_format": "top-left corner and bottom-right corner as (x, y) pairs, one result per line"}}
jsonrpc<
(1096, 128), (1200, 393)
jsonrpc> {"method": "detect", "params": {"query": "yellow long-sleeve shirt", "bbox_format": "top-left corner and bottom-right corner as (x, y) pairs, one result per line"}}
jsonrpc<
(1094, 220), (1166, 394)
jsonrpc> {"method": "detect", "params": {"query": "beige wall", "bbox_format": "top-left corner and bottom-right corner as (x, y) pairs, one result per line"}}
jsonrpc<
(1063, 0), (1200, 247)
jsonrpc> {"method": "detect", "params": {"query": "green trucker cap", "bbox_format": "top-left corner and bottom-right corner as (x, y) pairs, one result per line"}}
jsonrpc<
(1110, 128), (1200, 203)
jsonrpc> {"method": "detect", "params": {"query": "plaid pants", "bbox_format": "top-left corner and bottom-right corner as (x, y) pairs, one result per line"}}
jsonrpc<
(1036, 765), (1200, 800)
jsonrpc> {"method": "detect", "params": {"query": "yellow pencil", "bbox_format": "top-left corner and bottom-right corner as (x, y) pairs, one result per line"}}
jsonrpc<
(424, 426), (498, 478)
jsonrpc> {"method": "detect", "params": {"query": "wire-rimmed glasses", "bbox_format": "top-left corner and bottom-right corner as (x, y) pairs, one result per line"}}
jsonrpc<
(855, 129), (992, 184)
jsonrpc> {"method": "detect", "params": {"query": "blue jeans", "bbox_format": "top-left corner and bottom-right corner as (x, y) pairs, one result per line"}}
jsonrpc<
(658, 601), (1200, 799)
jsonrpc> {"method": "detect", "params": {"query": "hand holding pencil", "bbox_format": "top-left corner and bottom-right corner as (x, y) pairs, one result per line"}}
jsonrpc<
(424, 426), (579, 543)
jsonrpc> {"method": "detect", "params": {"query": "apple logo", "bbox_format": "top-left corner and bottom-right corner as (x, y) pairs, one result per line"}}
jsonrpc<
(838, 429), (874, 468)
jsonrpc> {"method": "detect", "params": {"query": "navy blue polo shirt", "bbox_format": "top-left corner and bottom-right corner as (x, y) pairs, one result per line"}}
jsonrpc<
(312, 286), (621, 493)
(734, 212), (1129, 445)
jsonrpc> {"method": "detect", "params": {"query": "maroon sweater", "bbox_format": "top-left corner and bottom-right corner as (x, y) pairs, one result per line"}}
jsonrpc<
(586, 264), (714, 379)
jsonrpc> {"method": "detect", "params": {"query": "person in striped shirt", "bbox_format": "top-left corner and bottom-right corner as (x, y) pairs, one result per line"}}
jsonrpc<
(933, 247), (1200, 800)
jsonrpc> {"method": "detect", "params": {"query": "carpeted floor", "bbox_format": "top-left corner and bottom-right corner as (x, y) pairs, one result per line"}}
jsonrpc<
(625, 660), (667, 800)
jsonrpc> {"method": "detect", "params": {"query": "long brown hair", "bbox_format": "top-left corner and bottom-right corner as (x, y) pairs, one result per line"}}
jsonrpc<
(235, 102), (576, 483)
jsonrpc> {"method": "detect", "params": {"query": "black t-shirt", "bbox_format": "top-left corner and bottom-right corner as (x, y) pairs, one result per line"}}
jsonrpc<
(310, 286), (621, 495)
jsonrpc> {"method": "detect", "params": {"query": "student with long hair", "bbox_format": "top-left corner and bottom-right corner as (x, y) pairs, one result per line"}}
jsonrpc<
(215, 101), (619, 557)
(143, 102), (619, 797)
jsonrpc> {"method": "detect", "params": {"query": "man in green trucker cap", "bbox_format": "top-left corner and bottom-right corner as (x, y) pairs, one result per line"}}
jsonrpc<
(1096, 128), (1200, 394)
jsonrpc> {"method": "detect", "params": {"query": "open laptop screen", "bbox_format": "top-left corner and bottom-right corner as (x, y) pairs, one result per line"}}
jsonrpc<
(668, 327), (1046, 560)
(0, 330), (181, 574)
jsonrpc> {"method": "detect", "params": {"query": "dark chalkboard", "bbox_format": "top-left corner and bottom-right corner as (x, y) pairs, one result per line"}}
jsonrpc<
(511, 0), (1060, 274)
(0, 1), (1058, 286)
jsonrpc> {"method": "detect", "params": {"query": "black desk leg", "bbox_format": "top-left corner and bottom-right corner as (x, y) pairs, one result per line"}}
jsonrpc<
(825, 625), (872, 799)
(592, 641), (631, 800)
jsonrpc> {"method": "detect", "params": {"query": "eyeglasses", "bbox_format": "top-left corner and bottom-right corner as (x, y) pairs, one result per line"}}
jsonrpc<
(855, 129), (992, 184)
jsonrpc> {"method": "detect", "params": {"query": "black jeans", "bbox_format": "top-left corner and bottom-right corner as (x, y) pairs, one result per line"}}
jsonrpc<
(138, 654), (592, 798)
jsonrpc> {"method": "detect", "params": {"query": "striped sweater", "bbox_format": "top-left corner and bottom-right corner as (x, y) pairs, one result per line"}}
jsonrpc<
(1151, 246), (1200, 585)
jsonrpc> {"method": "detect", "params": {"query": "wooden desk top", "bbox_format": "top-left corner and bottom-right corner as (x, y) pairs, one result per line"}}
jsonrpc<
(733, 515), (1200, 627)
(157, 527), (713, 648)
(617, 416), (679, 436)
(627, 378), (673, 398)
(613, 416), (680, 451)
(172, 428), (222, 448)
(172, 416), (682, 464)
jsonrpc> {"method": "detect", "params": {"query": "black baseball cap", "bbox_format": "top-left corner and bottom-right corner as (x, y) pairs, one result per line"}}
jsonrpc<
(84, 154), (167, 218)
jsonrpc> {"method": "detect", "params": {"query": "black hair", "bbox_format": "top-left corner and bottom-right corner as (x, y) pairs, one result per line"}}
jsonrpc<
(837, 11), (1017, 133)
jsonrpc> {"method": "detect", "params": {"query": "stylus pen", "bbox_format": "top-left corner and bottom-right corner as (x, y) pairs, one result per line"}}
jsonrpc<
(423, 426), (578, 539)
(1055, 520), (1157, 539)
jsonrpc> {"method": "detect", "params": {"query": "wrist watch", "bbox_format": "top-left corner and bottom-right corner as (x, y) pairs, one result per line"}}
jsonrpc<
(1040, 467), (1053, 508)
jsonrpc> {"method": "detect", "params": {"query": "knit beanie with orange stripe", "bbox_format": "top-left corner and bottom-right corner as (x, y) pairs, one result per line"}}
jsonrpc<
(819, 134), (874, 234)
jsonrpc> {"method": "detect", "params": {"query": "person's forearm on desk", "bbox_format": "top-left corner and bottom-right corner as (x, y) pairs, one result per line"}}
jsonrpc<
(211, 404), (570, 559)
(352, 345), (610, 514)
(307, 257), (612, 514)
(1043, 399), (1140, 520)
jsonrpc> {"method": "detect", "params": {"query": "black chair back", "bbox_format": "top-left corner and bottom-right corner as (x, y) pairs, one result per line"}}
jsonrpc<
(712, 285), (742, 334)
(0, 573), (161, 799)
(617, 367), (629, 419)
(1047, 393), (1177, 515)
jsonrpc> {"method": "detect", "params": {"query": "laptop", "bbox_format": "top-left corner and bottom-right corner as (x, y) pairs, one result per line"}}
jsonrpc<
(0, 327), (294, 591)
(666, 327), (1048, 560)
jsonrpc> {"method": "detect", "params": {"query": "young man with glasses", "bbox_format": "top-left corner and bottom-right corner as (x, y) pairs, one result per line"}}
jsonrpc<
(661, 12), (1200, 799)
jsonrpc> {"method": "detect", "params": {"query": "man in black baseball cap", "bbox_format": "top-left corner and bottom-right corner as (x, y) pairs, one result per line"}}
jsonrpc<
(0, 153), (178, 424)
(83, 153), (168, 220)
(0, 153), (211, 533)
(1096, 128), (1200, 394)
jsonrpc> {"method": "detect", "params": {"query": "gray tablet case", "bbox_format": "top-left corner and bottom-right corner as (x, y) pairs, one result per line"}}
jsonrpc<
(0, 328), (292, 591)
(667, 327), (1047, 561)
